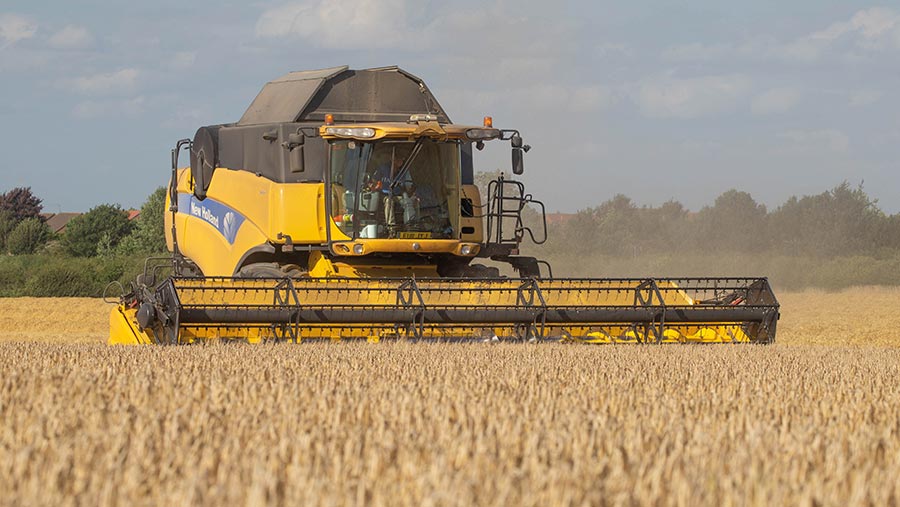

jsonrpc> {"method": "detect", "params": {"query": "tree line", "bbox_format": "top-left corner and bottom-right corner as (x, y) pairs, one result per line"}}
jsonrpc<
(0, 187), (167, 257)
(1, 180), (899, 294)
(529, 182), (896, 259)
(4, 180), (894, 260)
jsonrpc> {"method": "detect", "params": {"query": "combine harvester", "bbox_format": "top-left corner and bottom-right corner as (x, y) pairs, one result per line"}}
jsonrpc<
(109, 66), (779, 345)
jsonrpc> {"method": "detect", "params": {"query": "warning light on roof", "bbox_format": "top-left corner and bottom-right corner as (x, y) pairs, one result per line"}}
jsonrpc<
(483, 116), (493, 128)
(324, 113), (334, 125)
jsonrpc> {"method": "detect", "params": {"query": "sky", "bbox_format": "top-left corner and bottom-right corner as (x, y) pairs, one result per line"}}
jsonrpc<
(0, 1), (898, 214)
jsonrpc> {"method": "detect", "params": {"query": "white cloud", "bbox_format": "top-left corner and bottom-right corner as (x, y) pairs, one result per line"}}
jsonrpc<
(70, 68), (140, 95)
(662, 36), (814, 64)
(160, 107), (206, 128)
(595, 43), (633, 58)
(852, 8), (900, 42)
(780, 129), (850, 153)
(779, 38), (824, 62)
(48, 25), (93, 50)
(170, 51), (196, 70)
(254, 1), (567, 57)
(255, 0), (428, 49)
(661, 42), (730, 62)
(441, 83), (615, 119)
(72, 96), (145, 119)
(569, 86), (616, 112)
(662, 8), (900, 64)
(494, 57), (556, 81)
(0, 13), (37, 49)
(632, 74), (751, 119)
(848, 89), (882, 107)
(811, 7), (900, 48)
(751, 88), (801, 115)
(508, 84), (615, 113)
(661, 38), (785, 63)
(773, 7), (900, 61)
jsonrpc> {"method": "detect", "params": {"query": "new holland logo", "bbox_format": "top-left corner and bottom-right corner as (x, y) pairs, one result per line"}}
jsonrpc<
(178, 193), (245, 245)
(223, 211), (237, 242)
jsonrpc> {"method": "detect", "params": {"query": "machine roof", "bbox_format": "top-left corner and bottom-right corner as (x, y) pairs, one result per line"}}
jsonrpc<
(238, 65), (450, 126)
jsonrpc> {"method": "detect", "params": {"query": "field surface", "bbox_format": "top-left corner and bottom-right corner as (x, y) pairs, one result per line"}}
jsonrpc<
(1, 288), (899, 506)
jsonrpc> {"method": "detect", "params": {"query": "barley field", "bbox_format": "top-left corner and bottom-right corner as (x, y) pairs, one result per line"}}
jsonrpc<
(1, 288), (899, 506)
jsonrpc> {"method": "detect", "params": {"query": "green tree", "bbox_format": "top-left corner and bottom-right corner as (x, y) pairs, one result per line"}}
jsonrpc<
(640, 199), (691, 252)
(6, 217), (51, 254)
(62, 204), (133, 257)
(593, 194), (642, 256)
(0, 187), (43, 223)
(770, 182), (885, 256)
(116, 187), (168, 255)
(0, 210), (16, 252)
(695, 190), (768, 252)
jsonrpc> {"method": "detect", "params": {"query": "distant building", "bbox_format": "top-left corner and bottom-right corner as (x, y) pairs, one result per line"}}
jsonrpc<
(41, 213), (82, 234)
(40, 209), (140, 234)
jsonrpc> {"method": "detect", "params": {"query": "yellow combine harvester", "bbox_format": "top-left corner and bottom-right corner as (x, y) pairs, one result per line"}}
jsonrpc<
(109, 66), (779, 345)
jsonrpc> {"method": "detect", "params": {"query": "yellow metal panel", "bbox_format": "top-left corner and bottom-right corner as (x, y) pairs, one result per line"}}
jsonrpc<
(332, 239), (468, 256)
(108, 306), (154, 345)
(460, 184), (484, 244)
(181, 212), (269, 276)
(267, 183), (327, 241)
(168, 167), (355, 275)
(176, 168), (335, 245)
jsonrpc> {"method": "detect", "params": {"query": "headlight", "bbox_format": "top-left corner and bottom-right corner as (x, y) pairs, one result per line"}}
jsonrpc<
(465, 128), (500, 140)
(460, 244), (478, 256)
(325, 127), (376, 138)
(353, 243), (364, 255)
(409, 114), (438, 122)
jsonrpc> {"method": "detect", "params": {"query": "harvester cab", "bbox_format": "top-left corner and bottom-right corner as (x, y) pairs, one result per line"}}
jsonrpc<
(109, 66), (779, 345)
(318, 114), (546, 279)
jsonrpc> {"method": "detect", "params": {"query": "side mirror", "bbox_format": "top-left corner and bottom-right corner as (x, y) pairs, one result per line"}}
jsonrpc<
(512, 148), (524, 175)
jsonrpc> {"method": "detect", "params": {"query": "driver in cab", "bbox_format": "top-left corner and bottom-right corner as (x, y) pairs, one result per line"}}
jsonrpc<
(371, 147), (418, 230)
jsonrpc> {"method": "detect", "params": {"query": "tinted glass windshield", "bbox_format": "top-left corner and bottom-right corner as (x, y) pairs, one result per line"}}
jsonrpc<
(330, 139), (460, 239)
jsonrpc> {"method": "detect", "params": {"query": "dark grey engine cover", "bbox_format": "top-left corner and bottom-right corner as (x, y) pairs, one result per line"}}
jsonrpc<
(190, 66), (451, 194)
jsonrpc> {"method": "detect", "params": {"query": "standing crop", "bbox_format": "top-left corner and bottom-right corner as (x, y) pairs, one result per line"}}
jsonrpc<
(1, 343), (898, 506)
